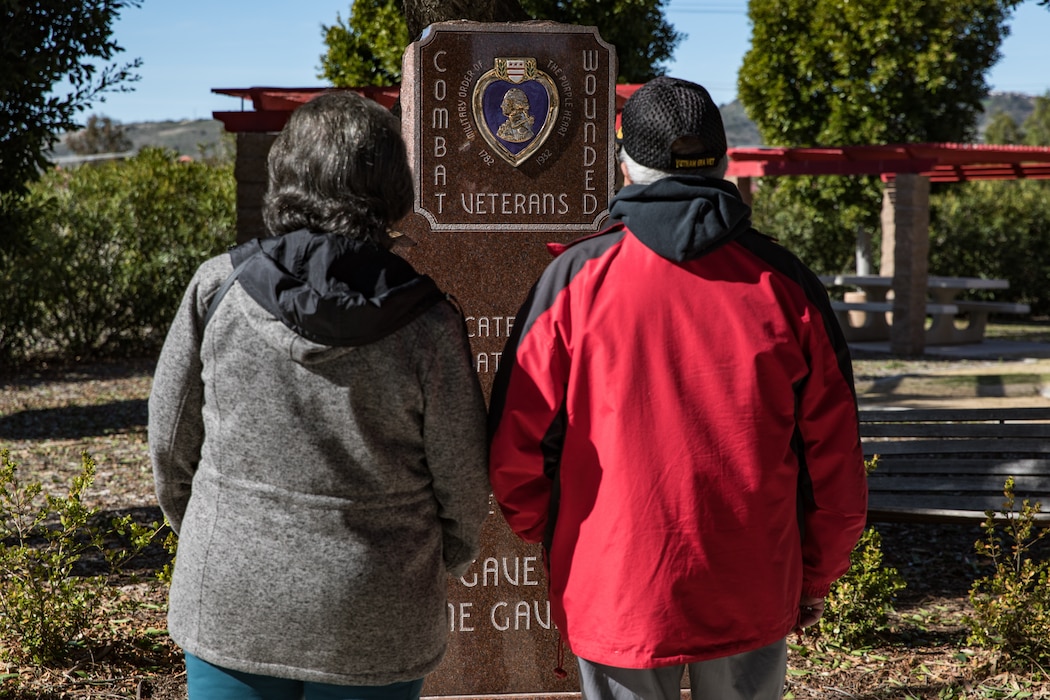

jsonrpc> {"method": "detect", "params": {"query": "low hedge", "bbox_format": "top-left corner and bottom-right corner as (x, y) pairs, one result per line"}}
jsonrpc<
(0, 148), (235, 368)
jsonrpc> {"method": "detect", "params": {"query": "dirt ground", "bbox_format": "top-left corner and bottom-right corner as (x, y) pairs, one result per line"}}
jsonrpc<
(1, 351), (1049, 699)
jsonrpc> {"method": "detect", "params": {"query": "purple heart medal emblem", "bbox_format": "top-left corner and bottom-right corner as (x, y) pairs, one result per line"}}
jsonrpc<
(472, 57), (559, 167)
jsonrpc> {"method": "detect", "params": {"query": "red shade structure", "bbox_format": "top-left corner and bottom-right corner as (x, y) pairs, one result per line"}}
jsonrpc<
(212, 86), (401, 132)
(726, 143), (1050, 183)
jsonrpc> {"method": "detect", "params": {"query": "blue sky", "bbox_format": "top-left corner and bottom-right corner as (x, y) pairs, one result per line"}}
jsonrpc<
(88, 0), (1050, 124)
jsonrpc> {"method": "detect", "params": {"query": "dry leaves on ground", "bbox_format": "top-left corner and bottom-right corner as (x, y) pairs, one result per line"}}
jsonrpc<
(1, 359), (1049, 699)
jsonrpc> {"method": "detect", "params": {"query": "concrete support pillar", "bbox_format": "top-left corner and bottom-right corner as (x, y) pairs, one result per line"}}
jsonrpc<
(727, 176), (753, 207)
(234, 132), (279, 243)
(882, 174), (931, 356)
(855, 226), (872, 275)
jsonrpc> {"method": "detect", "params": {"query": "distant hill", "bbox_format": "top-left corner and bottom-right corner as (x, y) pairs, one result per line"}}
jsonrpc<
(46, 92), (1039, 162)
(979, 91), (1040, 138)
(48, 119), (229, 161)
(720, 99), (763, 147)
(49, 109), (764, 157)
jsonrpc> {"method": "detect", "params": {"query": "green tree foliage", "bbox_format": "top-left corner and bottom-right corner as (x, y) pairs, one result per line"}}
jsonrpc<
(987, 93), (1050, 147)
(1021, 93), (1050, 146)
(320, 0), (409, 87)
(65, 114), (134, 155)
(739, 0), (1011, 147)
(752, 176), (881, 274)
(401, 0), (528, 41)
(319, 0), (681, 87)
(0, 148), (235, 367)
(983, 110), (1025, 145)
(739, 0), (1014, 274)
(929, 179), (1050, 317)
(0, 0), (142, 197)
(518, 0), (682, 83)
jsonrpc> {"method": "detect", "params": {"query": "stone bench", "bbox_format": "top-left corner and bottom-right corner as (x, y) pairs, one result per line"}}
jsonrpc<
(831, 300), (1030, 345)
(860, 407), (1050, 525)
(830, 301), (956, 343)
(927, 300), (1032, 345)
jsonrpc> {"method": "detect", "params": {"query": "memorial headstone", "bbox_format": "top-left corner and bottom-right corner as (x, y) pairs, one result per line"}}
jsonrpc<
(397, 21), (617, 698)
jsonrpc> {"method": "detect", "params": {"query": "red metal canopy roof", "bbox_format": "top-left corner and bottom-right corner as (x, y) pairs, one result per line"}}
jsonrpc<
(213, 86), (402, 132)
(212, 86), (1050, 183)
(726, 143), (1050, 183)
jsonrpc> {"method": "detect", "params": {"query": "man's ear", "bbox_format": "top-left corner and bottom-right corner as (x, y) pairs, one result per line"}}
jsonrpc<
(619, 160), (632, 186)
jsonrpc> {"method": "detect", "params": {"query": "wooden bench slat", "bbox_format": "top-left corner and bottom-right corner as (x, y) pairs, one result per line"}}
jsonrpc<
(831, 301), (893, 312)
(860, 408), (1050, 422)
(829, 301), (1029, 316)
(868, 458), (1050, 475)
(869, 494), (1046, 512)
(862, 423), (1050, 438)
(868, 475), (1050, 492)
(864, 438), (1050, 454)
(858, 407), (1050, 524)
(866, 507), (1050, 525)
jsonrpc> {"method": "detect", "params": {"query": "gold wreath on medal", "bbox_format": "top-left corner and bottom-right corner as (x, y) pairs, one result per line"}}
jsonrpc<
(472, 57), (559, 167)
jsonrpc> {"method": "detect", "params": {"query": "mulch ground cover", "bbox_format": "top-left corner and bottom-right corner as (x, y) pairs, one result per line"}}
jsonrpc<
(1, 358), (1048, 699)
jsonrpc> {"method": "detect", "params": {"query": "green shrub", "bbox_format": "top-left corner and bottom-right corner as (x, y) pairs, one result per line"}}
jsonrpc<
(0, 449), (164, 665)
(749, 173), (1050, 317)
(0, 191), (53, 366)
(0, 147), (234, 367)
(750, 174), (884, 276)
(929, 180), (1050, 316)
(814, 456), (907, 647)
(967, 477), (1050, 668)
(818, 526), (907, 647)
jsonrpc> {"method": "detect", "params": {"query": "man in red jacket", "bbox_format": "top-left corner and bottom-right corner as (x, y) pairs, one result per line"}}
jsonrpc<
(488, 77), (868, 700)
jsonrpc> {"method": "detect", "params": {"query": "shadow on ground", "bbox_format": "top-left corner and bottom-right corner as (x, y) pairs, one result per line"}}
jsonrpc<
(0, 399), (148, 440)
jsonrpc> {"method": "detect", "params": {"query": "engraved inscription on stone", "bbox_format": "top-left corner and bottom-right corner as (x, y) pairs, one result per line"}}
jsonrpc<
(403, 23), (617, 231)
(399, 23), (618, 696)
(421, 500), (579, 696)
(465, 314), (514, 374)
(450, 554), (545, 632)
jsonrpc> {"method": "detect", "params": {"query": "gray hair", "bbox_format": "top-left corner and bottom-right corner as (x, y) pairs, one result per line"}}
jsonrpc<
(263, 90), (413, 247)
(619, 147), (728, 186)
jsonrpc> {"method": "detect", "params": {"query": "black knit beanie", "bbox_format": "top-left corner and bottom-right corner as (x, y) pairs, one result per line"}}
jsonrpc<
(619, 77), (727, 172)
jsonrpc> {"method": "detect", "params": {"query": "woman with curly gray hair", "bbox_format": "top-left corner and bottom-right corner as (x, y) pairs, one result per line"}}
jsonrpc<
(262, 90), (414, 247)
(148, 90), (490, 700)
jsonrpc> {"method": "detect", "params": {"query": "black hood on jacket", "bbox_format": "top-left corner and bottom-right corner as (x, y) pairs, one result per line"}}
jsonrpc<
(230, 229), (446, 347)
(608, 175), (753, 262)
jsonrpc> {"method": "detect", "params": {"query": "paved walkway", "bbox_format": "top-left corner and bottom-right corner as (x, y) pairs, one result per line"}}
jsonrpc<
(849, 339), (1050, 410)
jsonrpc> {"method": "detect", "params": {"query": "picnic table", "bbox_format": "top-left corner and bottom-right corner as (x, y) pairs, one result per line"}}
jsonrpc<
(818, 274), (1029, 345)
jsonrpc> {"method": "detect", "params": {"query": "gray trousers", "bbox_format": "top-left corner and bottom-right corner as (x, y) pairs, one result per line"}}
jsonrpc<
(577, 639), (787, 700)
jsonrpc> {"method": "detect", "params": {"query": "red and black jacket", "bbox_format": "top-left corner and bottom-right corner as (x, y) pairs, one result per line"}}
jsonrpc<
(488, 176), (868, 668)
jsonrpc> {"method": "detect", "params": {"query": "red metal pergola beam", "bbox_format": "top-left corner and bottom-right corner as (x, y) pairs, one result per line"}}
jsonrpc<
(926, 165), (1050, 182)
(725, 143), (1050, 182)
(728, 158), (939, 178)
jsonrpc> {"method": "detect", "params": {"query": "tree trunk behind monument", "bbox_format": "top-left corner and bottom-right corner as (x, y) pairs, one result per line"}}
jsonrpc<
(401, 0), (530, 40)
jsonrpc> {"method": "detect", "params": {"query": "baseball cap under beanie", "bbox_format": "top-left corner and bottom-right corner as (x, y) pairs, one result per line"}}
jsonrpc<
(619, 77), (728, 172)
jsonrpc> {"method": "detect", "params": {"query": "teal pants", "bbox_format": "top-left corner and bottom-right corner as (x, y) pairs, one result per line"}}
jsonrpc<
(184, 652), (425, 700)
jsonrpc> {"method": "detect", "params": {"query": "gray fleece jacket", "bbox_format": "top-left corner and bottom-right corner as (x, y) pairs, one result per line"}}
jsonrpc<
(148, 230), (490, 686)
